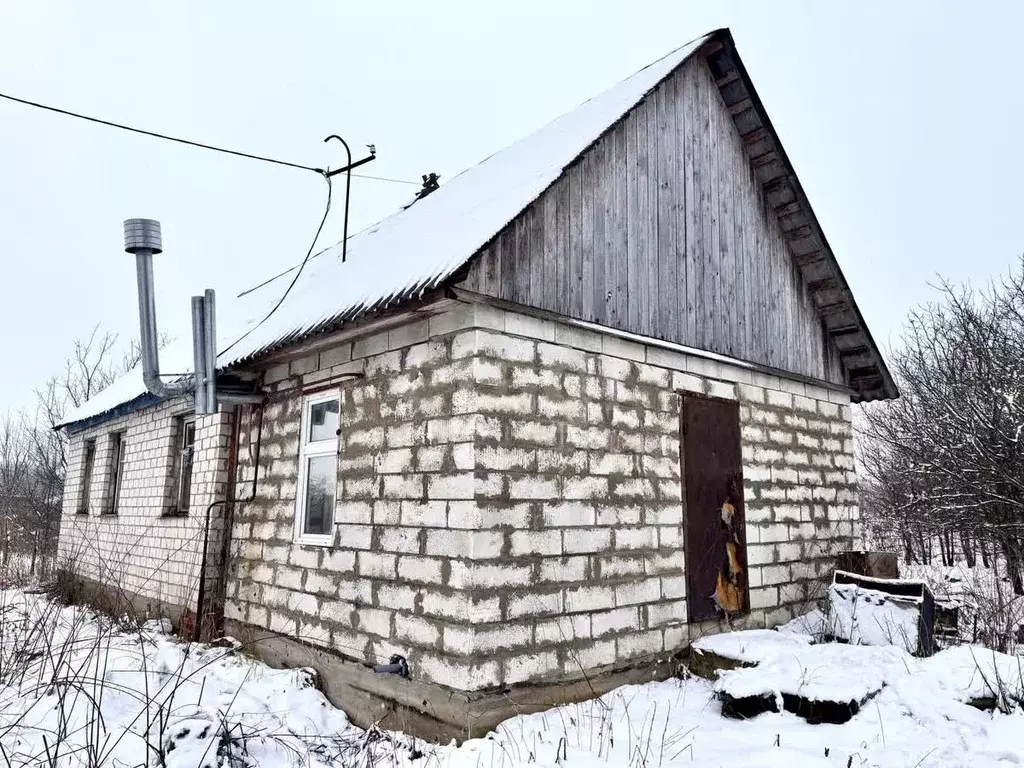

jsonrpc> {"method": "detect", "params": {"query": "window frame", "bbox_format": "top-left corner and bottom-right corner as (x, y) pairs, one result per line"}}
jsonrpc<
(169, 416), (196, 516)
(105, 431), (127, 516)
(293, 391), (340, 546)
(77, 439), (96, 515)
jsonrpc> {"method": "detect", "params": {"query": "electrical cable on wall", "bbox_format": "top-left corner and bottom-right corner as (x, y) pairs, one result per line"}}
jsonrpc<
(0, 90), (420, 185)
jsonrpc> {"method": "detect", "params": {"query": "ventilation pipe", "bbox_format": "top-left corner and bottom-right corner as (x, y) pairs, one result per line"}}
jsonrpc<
(125, 218), (219, 415)
(203, 288), (217, 413)
(124, 219), (192, 399)
(189, 288), (219, 415)
(191, 295), (209, 414)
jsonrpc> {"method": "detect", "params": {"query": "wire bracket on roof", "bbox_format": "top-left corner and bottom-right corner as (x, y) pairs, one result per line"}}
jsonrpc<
(323, 135), (378, 262)
(401, 173), (441, 210)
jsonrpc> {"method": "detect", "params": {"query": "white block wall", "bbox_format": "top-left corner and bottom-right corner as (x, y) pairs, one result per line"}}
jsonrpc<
(57, 397), (233, 617)
(224, 301), (859, 692)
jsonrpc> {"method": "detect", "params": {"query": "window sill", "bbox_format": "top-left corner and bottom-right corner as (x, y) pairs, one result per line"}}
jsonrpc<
(294, 535), (335, 548)
(98, 513), (118, 518)
(75, 510), (89, 516)
(160, 511), (189, 519)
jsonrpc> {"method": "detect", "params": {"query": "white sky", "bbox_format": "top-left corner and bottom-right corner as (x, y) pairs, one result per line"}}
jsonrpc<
(1, 1), (1022, 411)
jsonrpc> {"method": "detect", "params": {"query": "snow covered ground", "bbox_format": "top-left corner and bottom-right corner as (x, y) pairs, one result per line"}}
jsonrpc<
(0, 588), (368, 767)
(2, 587), (1024, 767)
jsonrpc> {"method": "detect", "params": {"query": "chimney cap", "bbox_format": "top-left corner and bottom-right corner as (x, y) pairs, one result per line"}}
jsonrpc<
(123, 218), (163, 254)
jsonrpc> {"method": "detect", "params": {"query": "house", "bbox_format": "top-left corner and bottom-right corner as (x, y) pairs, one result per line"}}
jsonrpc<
(56, 28), (896, 740)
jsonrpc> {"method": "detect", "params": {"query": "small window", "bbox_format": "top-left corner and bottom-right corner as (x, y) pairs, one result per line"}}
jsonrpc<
(105, 432), (127, 516)
(173, 417), (196, 514)
(77, 440), (96, 515)
(295, 393), (339, 545)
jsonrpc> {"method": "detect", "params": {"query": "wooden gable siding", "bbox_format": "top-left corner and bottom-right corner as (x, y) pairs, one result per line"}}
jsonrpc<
(459, 57), (845, 385)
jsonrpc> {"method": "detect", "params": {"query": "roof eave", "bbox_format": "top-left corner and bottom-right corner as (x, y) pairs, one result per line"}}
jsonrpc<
(55, 392), (164, 435)
(702, 30), (898, 401)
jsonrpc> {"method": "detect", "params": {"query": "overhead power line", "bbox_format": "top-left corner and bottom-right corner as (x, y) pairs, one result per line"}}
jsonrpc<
(218, 173), (334, 360)
(0, 90), (420, 185)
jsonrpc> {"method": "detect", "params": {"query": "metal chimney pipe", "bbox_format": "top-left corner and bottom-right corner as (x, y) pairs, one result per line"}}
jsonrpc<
(191, 295), (208, 415)
(203, 288), (217, 414)
(124, 218), (190, 398)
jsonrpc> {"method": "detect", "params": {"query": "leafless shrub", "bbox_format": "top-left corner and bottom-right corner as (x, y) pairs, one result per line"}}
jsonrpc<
(860, 260), (1024, 639)
(0, 557), (407, 768)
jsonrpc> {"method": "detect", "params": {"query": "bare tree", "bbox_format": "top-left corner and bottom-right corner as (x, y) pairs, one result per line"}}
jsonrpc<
(34, 326), (146, 472)
(0, 327), (155, 577)
(861, 260), (1024, 595)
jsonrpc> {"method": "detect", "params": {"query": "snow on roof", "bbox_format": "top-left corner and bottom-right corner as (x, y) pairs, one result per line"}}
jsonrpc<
(60, 32), (713, 429)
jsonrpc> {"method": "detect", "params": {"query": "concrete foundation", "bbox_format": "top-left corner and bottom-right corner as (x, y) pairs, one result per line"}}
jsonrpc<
(225, 617), (685, 742)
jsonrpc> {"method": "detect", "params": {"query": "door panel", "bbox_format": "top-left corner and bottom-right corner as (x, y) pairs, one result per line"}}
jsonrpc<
(681, 394), (748, 622)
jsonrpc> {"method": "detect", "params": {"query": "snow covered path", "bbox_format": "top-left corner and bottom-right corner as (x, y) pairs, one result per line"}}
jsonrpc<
(2, 587), (1023, 767)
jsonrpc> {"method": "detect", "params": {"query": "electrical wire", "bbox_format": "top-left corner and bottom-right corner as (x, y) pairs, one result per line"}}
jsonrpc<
(1, 88), (422, 359)
(348, 172), (420, 186)
(0, 90), (323, 173)
(218, 173), (333, 360)
(0, 90), (420, 184)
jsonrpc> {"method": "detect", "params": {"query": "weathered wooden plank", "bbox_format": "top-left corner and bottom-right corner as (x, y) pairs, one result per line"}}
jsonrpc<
(715, 67), (736, 357)
(612, 114), (629, 330)
(513, 212), (530, 305)
(707, 62), (724, 358)
(580, 150), (596, 322)
(555, 176), (570, 317)
(698, 62), (714, 352)
(535, 199), (547, 309)
(656, 82), (677, 340)
(634, 98), (653, 337)
(593, 136), (609, 325)
(482, 239), (500, 296)
(497, 224), (515, 304)
(737, 134), (751, 361)
(541, 185), (559, 312)
(681, 61), (698, 345)
(775, 212), (787, 369)
(752, 195), (762, 362)
(764, 202), (776, 361)
(626, 109), (641, 332)
(671, 71), (687, 347)
(645, 87), (661, 339)
(461, 245), (485, 293)
(568, 163), (584, 316)
(709, 63), (724, 353)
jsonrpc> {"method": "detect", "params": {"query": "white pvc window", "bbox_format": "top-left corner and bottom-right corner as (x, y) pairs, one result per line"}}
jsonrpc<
(105, 432), (127, 516)
(77, 440), (96, 515)
(173, 417), (196, 514)
(294, 392), (340, 546)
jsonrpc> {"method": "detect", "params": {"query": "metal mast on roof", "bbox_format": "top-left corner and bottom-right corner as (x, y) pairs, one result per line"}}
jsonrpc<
(324, 135), (377, 263)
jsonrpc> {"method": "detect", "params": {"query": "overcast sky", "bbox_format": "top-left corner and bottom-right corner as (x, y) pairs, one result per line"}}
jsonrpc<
(1, 1), (1021, 411)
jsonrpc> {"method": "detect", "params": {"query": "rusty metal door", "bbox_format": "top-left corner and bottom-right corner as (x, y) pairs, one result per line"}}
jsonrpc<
(681, 393), (748, 622)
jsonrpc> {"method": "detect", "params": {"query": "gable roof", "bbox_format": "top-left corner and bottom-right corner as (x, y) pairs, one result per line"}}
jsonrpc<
(61, 28), (893, 430)
(699, 35), (894, 401)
